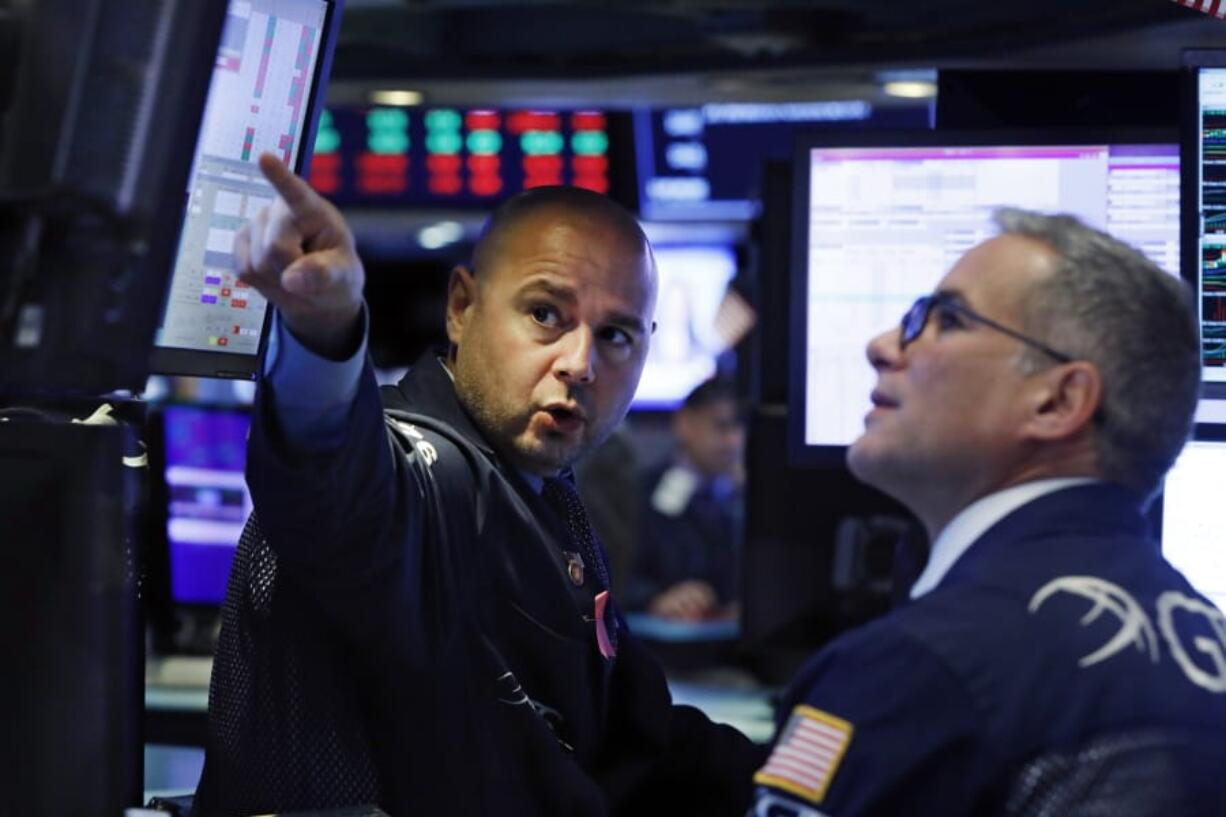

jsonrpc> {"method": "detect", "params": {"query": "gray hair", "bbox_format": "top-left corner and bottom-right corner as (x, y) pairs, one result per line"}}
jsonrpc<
(993, 207), (1200, 501)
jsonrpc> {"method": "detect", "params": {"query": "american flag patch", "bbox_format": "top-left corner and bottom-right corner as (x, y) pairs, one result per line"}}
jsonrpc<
(1172, 0), (1226, 18)
(754, 705), (854, 805)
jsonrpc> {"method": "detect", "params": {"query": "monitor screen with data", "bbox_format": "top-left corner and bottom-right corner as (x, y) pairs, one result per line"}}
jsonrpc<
(151, 404), (252, 606)
(789, 129), (1180, 463)
(1184, 51), (1226, 392)
(150, 0), (341, 380)
(1161, 435), (1226, 613)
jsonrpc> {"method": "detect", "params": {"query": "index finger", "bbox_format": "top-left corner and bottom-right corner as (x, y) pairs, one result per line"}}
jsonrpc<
(257, 152), (319, 214)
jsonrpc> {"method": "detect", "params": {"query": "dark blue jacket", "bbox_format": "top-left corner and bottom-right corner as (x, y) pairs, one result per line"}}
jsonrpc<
(750, 483), (1226, 816)
(195, 356), (763, 816)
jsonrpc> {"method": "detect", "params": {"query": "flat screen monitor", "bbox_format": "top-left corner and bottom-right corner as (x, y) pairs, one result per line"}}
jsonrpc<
(150, 404), (252, 610)
(634, 101), (932, 221)
(149, 0), (342, 381)
(1183, 50), (1226, 396)
(633, 244), (738, 410)
(0, 1), (229, 397)
(1160, 432), (1226, 613)
(789, 129), (1181, 465)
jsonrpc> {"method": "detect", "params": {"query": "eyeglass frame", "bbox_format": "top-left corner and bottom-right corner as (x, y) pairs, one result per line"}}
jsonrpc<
(898, 291), (1073, 364)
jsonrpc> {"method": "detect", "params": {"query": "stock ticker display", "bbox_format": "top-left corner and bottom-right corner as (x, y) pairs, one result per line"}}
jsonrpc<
(1201, 101), (1226, 369)
(1198, 68), (1226, 375)
(308, 106), (614, 206)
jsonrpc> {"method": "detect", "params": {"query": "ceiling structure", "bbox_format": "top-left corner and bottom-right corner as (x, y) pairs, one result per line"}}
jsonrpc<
(327, 0), (1226, 107)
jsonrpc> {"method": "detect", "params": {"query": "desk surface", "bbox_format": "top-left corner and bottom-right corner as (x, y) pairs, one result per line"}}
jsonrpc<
(145, 654), (779, 795)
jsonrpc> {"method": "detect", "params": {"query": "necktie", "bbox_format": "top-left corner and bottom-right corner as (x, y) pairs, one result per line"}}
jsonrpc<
(542, 476), (617, 657)
(542, 476), (610, 590)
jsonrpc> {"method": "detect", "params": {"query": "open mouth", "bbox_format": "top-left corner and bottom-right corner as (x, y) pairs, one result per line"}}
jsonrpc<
(540, 404), (585, 433)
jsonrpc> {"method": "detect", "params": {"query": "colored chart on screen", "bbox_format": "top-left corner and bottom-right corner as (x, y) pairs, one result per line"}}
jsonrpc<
(157, 0), (327, 356)
(1198, 69), (1226, 377)
(308, 106), (613, 206)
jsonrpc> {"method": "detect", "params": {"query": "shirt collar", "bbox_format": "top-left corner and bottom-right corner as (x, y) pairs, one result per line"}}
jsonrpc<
(909, 477), (1099, 600)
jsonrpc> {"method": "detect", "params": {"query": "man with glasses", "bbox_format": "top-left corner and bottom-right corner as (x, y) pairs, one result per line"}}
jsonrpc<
(748, 208), (1226, 816)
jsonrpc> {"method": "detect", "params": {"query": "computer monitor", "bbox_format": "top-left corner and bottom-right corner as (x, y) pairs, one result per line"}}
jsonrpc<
(633, 243), (738, 410)
(789, 129), (1181, 465)
(1183, 50), (1226, 397)
(1160, 431), (1226, 613)
(0, 1), (230, 398)
(149, 0), (343, 381)
(147, 403), (252, 652)
(0, 420), (142, 813)
(634, 101), (932, 221)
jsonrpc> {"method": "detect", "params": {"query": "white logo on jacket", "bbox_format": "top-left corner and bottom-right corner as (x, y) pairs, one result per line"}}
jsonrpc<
(390, 419), (439, 467)
(1030, 575), (1226, 693)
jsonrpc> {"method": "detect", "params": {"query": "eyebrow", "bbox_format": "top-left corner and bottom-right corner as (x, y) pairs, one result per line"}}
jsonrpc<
(517, 277), (649, 336)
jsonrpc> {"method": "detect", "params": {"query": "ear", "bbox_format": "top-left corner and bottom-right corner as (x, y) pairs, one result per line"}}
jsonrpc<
(445, 265), (478, 348)
(1022, 361), (1103, 442)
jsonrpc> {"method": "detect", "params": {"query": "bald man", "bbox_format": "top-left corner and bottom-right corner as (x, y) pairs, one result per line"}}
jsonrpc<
(194, 156), (762, 816)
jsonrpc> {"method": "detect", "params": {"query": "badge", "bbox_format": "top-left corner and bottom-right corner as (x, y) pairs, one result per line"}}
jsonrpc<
(594, 590), (616, 659)
(563, 550), (585, 586)
(754, 705), (853, 805)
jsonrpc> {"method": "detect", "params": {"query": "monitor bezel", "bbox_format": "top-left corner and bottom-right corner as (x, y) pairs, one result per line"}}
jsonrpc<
(787, 126), (1182, 468)
(147, 0), (345, 383)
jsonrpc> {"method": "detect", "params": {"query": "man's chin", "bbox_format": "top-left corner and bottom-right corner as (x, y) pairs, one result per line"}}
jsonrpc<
(510, 433), (585, 476)
(846, 436), (886, 486)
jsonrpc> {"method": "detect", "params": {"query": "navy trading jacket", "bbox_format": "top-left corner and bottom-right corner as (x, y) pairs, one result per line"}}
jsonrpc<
(195, 355), (763, 817)
(748, 483), (1226, 817)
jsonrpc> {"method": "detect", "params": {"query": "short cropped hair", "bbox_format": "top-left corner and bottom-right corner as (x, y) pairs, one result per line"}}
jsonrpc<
(995, 207), (1200, 501)
(471, 185), (651, 275)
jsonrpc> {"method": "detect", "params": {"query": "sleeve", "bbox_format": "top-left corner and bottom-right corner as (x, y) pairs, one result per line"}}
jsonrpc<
(600, 635), (768, 816)
(262, 308), (367, 451)
(748, 625), (995, 817)
(247, 335), (464, 667)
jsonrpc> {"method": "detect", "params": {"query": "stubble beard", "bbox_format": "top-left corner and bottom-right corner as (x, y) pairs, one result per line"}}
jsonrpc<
(456, 374), (589, 475)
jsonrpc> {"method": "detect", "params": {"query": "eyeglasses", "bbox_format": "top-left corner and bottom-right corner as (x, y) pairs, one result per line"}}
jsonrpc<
(899, 292), (1073, 363)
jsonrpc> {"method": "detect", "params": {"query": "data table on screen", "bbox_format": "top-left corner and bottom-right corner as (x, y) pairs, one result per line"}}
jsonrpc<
(801, 143), (1180, 448)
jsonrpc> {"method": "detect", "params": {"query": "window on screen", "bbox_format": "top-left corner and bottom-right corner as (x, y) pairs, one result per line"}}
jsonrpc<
(634, 245), (737, 409)
(801, 143), (1179, 447)
(1162, 439), (1226, 613)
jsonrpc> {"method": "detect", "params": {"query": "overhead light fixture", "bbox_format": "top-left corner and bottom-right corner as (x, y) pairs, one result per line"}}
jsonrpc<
(883, 80), (937, 99)
(369, 89), (424, 107)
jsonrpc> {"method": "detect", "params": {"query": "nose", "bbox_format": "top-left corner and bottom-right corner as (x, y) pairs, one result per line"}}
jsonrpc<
(866, 327), (902, 372)
(554, 326), (596, 385)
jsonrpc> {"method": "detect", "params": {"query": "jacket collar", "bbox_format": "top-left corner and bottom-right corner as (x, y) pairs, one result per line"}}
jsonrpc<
(385, 353), (497, 459)
(936, 481), (1152, 589)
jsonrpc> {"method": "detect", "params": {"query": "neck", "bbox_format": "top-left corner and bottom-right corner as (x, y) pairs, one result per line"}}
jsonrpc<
(919, 465), (1100, 542)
